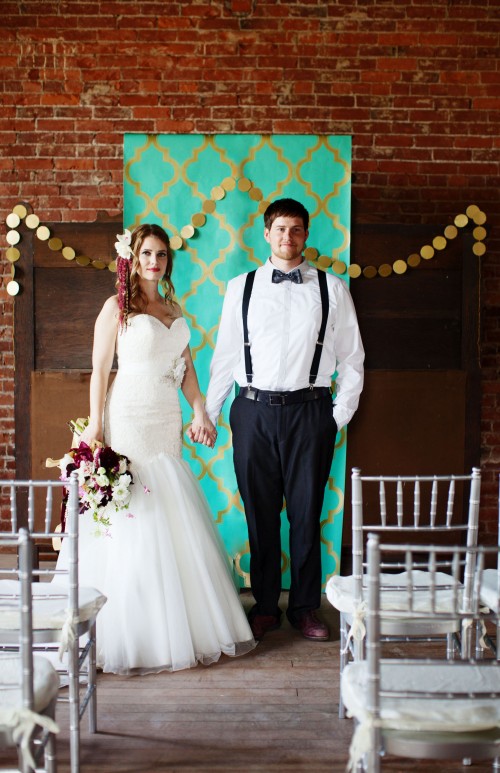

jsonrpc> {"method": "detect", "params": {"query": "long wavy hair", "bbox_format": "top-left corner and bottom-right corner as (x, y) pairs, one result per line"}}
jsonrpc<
(116, 223), (174, 328)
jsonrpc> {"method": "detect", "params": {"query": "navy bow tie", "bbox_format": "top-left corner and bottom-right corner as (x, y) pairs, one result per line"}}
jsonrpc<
(271, 268), (303, 285)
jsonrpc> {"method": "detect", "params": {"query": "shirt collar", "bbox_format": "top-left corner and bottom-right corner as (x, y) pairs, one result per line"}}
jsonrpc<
(263, 257), (309, 275)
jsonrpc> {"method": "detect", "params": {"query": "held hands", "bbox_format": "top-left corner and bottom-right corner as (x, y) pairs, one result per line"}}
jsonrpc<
(187, 413), (217, 449)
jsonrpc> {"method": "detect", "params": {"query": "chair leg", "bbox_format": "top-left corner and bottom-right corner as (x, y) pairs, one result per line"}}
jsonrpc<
(339, 613), (347, 719)
(68, 636), (80, 773)
(88, 623), (98, 733)
(45, 729), (57, 773)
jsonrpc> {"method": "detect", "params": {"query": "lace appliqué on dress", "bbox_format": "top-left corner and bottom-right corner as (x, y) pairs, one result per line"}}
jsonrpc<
(169, 356), (186, 388)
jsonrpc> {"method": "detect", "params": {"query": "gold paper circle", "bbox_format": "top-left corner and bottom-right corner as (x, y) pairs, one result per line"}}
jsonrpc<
(420, 244), (434, 260)
(473, 210), (486, 225)
(6, 213), (20, 229)
(237, 178), (252, 192)
(169, 235), (183, 250)
(191, 213), (206, 228)
(333, 261), (347, 275)
(444, 225), (458, 239)
(211, 185), (225, 201)
(304, 247), (318, 261)
(25, 214), (40, 229)
(108, 260), (117, 273)
(36, 225), (50, 241)
(180, 224), (195, 239)
(454, 213), (468, 228)
(62, 246), (76, 260)
(12, 204), (27, 219)
(203, 200), (216, 214)
(10, 264), (15, 279)
(473, 242), (486, 256)
(378, 264), (392, 277)
(249, 187), (263, 201)
(6, 247), (20, 262)
(363, 266), (377, 279)
(6, 280), (20, 296)
(432, 236), (447, 250)
(76, 255), (90, 266)
(393, 260), (408, 275)
(221, 177), (236, 191)
(92, 260), (106, 270)
(48, 237), (63, 251)
(6, 230), (20, 246)
(407, 253), (421, 268)
(466, 204), (480, 218)
(348, 264), (362, 279)
(258, 200), (270, 214)
(473, 226), (486, 241)
(318, 255), (332, 268)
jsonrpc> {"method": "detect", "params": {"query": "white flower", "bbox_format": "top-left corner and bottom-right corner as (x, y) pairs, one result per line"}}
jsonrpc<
(112, 475), (132, 505)
(118, 458), (128, 475)
(94, 469), (110, 487)
(115, 229), (133, 260)
(59, 453), (75, 480)
(171, 356), (186, 388)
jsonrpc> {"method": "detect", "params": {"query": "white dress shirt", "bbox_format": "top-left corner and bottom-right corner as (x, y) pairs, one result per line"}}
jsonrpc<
(205, 259), (364, 431)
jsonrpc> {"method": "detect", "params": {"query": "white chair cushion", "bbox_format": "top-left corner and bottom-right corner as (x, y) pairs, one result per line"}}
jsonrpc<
(480, 568), (499, 612)
(342, 660), (500, 730)
(326, 570), (461, 614)
(342, 659), (500, 770)
(0, 653), (59, 714)
(0, 580), (107, 629)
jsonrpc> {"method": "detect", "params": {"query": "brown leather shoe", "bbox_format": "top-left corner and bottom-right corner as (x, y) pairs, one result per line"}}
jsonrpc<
(293, 611), (329, 641)
(249, 614), (281, 641)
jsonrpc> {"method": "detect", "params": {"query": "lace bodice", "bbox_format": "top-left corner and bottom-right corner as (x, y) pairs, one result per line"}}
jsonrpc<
(104, 314), (191, 463)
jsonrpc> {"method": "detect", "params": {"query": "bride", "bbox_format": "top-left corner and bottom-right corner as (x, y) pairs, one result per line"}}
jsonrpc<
(56, 222), (255, 675)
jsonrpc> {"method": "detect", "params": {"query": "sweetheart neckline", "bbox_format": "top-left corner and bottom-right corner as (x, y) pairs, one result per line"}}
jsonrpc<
(128, 313), (186, 332)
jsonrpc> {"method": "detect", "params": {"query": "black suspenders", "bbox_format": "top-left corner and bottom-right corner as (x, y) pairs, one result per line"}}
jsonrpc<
(241, 268), (329, 388)
(242, 270), (256, 385)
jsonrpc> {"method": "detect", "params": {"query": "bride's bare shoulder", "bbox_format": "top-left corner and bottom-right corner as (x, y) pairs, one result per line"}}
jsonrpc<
(97, 295), (120, 321)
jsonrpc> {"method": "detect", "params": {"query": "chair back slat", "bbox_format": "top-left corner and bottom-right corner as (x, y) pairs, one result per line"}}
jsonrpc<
(44, 486), (53, 533)
(446, 478), (455, 527)
(413, 480), (420, 527)
(396, 479), (403, 527)
(379, 480), (387, 527)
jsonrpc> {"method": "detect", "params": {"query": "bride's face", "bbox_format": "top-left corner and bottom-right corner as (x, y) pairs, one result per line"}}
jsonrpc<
(136, 235), (169, 282)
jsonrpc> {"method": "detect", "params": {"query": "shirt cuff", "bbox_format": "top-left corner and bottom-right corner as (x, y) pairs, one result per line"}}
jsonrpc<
(333, 404), (350, 432)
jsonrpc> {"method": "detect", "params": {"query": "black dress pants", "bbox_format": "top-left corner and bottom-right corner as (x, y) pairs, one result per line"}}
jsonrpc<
(229, 393), (337, 622)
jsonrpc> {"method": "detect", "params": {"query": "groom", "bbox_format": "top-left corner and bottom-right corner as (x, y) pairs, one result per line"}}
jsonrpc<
(204, 198), (364, 641)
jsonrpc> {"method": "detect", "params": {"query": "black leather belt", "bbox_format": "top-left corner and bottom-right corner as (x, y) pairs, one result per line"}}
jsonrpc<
(239, 386), (332, 406)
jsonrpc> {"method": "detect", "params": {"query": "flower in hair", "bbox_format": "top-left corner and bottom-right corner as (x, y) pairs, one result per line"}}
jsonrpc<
(115, 229), (133, 260)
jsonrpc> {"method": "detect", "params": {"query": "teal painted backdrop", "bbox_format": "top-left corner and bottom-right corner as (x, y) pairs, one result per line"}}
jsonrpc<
(124, 134), (351, 588)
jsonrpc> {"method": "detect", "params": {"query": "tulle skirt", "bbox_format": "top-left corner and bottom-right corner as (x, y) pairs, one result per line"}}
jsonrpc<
(56, 453), (255, 675)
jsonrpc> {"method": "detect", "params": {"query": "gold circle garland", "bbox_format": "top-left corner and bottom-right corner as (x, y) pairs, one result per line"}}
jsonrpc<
(2, 198), (488, 293)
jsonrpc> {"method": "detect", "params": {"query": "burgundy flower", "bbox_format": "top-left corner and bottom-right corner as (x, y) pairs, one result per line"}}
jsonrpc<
(71, 442), (94, 466)
(96, 446), (120, 473)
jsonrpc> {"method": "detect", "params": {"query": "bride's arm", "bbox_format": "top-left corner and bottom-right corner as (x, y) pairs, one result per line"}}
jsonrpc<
(79, 296), (119, 447)
(180, 346), (216, 448)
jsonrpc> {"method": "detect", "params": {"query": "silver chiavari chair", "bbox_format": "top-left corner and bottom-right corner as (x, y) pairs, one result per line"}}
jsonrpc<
(0, 474), (107, 772)
(342, 534), (500, 772)
(327, 467), (481, 718)
(0, 529), (59, 773)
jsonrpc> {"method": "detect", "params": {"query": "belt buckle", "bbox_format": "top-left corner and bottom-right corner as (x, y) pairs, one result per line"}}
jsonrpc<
(269, 393), (285, 406)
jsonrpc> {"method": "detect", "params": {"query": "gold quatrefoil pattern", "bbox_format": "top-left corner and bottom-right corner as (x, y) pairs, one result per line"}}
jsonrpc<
(124, 133), (353, 588)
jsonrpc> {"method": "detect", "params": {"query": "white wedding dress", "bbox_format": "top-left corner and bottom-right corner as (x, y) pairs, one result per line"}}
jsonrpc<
(57, 313), (255, 675)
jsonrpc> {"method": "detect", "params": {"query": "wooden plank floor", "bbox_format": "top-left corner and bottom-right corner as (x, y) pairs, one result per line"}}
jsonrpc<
(0, 592), (494, 772)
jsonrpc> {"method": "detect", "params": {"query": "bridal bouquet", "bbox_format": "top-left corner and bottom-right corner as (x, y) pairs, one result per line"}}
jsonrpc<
(58, 418), (134, 534)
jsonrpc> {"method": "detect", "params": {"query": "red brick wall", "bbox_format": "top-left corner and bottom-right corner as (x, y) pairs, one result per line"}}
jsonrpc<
(1, 0), (499, 525)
